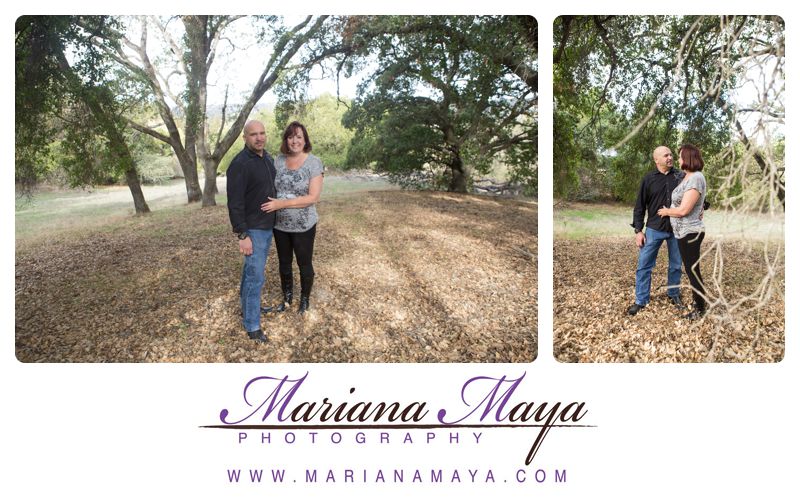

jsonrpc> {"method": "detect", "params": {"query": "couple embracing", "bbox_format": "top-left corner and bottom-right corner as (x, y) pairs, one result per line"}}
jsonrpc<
(226, 120), (324, 343)
(628, 144), (709, 320)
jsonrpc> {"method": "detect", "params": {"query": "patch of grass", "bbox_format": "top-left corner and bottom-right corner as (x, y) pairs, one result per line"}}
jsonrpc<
(555, 204), (632, 238)
(16, 202), (133, 241)
(561, 209), (599, 220)
(322, 175), (397, 196)
(15, 175), (397, 248)
(555, 201), (784, 241)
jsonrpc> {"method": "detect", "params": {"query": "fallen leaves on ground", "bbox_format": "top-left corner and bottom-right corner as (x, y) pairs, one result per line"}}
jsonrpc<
(16, 191), (537, 363)
(554, 237), (784, 363)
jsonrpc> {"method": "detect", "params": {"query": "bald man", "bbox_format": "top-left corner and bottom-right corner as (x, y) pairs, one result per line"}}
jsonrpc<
(627, 146), (685, 315)
(227, 120), (278, 342)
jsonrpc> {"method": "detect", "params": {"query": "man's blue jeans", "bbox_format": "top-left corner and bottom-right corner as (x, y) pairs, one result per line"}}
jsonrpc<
(240, 229), (273, 332)
(635, 227), (682, 306)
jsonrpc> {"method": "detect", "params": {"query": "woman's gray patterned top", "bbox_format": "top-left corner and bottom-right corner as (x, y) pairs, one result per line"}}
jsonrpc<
(274, 153), (324, 233)
(670, 171), (706, 239)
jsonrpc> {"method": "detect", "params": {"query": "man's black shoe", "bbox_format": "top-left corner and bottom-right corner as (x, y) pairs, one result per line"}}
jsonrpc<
(668, 295), (686, 309)
(247, 329), (268, 343)
(627, 303), (645, 316)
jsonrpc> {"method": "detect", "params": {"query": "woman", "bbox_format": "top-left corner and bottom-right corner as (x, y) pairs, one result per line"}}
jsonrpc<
(657, 144), (708, 320)
(261, 121), (324, 314)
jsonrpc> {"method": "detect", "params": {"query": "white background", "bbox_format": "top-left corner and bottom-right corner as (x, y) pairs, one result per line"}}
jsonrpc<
(4, 1), (797, 496)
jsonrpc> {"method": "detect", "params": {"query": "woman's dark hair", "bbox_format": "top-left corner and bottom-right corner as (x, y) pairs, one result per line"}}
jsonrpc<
(678, 143), (704, 172)
(280, 121), (312, 154)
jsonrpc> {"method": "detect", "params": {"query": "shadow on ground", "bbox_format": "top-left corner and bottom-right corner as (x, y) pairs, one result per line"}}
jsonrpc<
(16, 191), (537, 363)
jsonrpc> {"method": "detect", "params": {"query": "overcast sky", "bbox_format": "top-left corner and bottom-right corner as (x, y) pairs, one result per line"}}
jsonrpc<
(201, 16), (363, 107)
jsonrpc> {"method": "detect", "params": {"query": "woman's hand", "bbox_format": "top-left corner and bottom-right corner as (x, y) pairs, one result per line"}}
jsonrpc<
(261, 197), (285, 213)
(663, 189), (700, 219)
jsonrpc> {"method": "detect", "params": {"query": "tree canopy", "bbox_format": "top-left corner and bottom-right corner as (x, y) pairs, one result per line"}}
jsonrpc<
(16, 15), (538, 212)
(15, 15), (151, 212)
(341, 16), (537, 193)
(554, 15), (784, 210)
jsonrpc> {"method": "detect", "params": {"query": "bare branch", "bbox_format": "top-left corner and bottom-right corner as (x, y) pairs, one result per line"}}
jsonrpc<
(126, 118), (171, 144)
(215, 85), (229, 150)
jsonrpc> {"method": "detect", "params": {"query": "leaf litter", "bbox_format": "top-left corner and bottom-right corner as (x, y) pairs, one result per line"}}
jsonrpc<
(554, 237), (784, 363)
(16, 191), (537, 363)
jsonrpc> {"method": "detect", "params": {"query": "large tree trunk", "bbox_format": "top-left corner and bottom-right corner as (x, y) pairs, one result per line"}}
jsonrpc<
(183, 16), (207, 204)
(182, 132), (202, 203)
(201, 158), (219, 206)
(184, 16), (221, 208)
(124, 165), (150, 214)
(449, 156), (468, 193)
(179, 154), (203, 202)
(444, 125), (468, 193)
(105, 121), (151, 214)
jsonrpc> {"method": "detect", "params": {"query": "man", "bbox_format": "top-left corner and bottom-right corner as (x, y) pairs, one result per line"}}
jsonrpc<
(627, 145), (685, 315)
(226, 120), (277, 342)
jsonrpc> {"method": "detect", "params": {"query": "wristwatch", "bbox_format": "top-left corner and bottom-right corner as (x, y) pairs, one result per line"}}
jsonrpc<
(237, 231), (250, 240)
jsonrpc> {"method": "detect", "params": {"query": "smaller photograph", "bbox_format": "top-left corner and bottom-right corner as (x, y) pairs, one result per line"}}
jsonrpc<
(552, 15), (784, 363)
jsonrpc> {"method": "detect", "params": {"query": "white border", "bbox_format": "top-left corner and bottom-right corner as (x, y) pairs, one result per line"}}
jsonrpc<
(4, 2), (797, 497)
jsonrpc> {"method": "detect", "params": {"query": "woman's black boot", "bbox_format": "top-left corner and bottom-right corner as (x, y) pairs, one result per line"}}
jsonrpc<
(263, 272), (293, 313)
(683, 302), (706, 320)
(298, 273), (314, 314)
(277, 272), (294, 311)
(298, 295), (310, 314)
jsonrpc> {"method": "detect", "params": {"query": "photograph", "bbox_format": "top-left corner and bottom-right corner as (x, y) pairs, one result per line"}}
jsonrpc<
(14, 15), (538, 363)
(552, 15), (785, 362)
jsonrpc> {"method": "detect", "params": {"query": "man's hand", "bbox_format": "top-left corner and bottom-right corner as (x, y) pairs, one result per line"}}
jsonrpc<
(635, 231), (646, 248)
(239, 237), (253, 256)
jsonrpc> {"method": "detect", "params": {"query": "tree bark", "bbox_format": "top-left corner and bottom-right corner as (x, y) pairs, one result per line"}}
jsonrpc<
(179, 158), (203, 202)
(449, 157), (468, 193)
(442, 123), (468, 193)
(201, 158), (219, 206)
(124, 164), (151, 214)
(106, 123), (151, 214)
(184, 16), (220, 207)
(183, 16), (208, 204)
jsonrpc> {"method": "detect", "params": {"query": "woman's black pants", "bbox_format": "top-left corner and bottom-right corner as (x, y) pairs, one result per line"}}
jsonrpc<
(273, 224), (316, 297)
(677, 231), (706, 312)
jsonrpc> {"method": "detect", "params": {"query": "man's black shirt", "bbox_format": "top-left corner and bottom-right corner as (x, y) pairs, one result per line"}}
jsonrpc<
(631, 167), (685, 233)
(227, 146), (277, 234)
